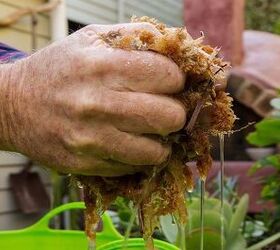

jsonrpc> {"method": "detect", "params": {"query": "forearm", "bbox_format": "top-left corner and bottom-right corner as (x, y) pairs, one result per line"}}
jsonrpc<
(0, 63), (18, 151)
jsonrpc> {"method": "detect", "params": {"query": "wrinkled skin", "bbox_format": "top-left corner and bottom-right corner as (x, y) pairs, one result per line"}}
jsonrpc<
(0, 23), (186, 176)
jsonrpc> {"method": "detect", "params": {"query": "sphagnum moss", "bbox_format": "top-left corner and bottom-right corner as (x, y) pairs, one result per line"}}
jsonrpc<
(76, 16), (236, 249)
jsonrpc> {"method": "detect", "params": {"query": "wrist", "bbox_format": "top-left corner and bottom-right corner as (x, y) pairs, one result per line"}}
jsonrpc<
(0, 62), (23, 151)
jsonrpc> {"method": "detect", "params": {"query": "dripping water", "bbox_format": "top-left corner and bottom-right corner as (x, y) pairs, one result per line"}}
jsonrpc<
(200, 179), (205, 250)
(219, 134), (225, 250)
(88, 238), (95, 250)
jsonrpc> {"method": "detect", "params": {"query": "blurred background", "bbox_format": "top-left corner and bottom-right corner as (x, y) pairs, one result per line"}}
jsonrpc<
(0, 0), (279, 248)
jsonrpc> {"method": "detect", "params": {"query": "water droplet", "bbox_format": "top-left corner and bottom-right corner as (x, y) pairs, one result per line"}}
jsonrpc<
(187, 188), (194, 193)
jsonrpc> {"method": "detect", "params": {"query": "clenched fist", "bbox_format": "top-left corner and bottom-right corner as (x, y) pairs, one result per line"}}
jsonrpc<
(0, 23), (186, 176)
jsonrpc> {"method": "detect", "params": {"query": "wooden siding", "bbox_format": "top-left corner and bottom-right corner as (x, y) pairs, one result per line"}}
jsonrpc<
(0, 183), (52, 230)
(0, 152), (51, 229)
(67, 0), (117, 24)
(0, 0), (51, 52)
(66, 0), (183, 26)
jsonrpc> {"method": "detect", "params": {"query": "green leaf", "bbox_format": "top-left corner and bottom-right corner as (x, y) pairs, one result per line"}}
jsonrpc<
(265, 154), (280, 169)
(188, 197), (219, 210)
(248, 161), (264, 175)
(249, 154), (280, 175)
(226, 233), (246, 250)
(247, 118), (280, 146)
(185, 230), (224, 250)
(221, 201), (233, 227)
(188, 198), (232, 224)
(189, 210), (229, 237)
(228, 194), (249, 242)
(160, 215), (178, 243)
(246, 232), (280, 250)
(261, 181), (279, 200)
(118, 210), (133, 222)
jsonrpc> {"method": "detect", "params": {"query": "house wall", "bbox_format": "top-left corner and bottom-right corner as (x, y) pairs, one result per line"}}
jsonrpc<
(0, 0), (183, 230)
(66, 0), (183, 26)
(0, 153), (51, 229)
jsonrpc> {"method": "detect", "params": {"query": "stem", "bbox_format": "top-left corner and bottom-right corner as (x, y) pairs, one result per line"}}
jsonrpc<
(186, 99), (205, 132)
(123, 206), (138, 249)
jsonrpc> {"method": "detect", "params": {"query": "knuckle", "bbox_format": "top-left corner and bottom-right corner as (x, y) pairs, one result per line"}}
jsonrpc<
(63, 129), (91, 151)
(71, 91), (103, 118)
(63, 130), (81, 150)
(63, 124), (113, 156)
(59, 96), (86, 119)
(74, 100), (89, 117)
(80, 24), (97, 34)
(77, 25), (107, 50)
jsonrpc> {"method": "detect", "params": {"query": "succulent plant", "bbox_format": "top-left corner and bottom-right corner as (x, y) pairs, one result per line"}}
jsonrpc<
(160, 194), (280, 250)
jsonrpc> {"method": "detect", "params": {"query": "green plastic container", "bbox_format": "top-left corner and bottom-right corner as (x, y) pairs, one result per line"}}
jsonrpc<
(0, 202), (178, 250)
(99, 239), (179, 250)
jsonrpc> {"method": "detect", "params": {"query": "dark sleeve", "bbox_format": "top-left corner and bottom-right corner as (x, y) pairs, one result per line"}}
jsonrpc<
(0, 42), (28, 63)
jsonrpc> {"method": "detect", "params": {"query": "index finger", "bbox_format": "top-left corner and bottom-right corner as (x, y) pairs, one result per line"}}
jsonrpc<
(99, 49), (186, 94)
(83, 22), (163, 39)
(82, 23), (185, 94)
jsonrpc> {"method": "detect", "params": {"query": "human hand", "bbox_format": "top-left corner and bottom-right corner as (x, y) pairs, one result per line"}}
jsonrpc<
(0, 23), (186, 176)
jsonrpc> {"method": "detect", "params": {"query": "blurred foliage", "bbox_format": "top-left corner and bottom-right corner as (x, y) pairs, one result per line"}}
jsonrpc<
(246, 0), (280, 35)
(160, 195), (280, 250)
(111, 197), (142, 238)
(111, 197), (167, 240)
(247, 97), (280, 242)
(210, 175), (272, 247)
(247, 97), (280, 147)
(209, 173), (239, 206)
(246, 118), (280, 146)
(112, 176), (280, 249)
(160, 195), (246, 250)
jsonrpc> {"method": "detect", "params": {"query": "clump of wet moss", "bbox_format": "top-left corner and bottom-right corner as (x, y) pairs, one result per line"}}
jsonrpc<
(77, 16), (236, 249)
